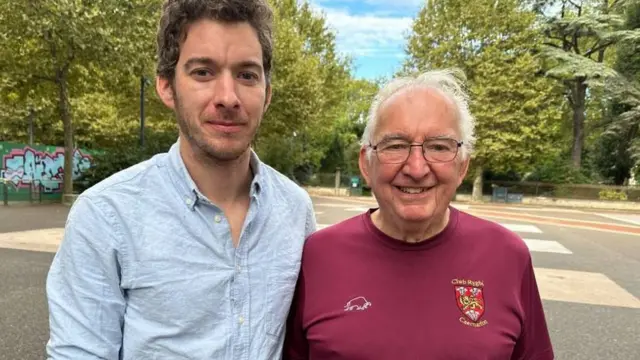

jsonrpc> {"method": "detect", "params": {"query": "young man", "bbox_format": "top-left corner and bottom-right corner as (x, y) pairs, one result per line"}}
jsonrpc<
(46, 1), (315, 359)
(284, 69), (554, 359)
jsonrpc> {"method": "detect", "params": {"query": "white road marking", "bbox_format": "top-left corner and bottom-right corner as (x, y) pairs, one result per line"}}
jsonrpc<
(314, 203), (362, 208)
(523, 239), (573, 254)
(499, 223), (543, 233)
(596, 213), (640, 226)
(535, 268), (640, 309)
(503, 207), (584, 213)
(0, 228), (63, 253)
(314, 211), (325, 215)
(345, 207), (370, 212)
(451, 204), (470, 210)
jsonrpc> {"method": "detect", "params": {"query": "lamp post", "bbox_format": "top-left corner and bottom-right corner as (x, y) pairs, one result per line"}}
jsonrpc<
(140, 75), (151, 147)
(28, 108), (34, 146)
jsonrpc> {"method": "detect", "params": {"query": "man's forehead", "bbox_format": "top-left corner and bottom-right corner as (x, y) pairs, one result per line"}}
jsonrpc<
(180, 19), (263, 60)
(381, 86), (454, 113)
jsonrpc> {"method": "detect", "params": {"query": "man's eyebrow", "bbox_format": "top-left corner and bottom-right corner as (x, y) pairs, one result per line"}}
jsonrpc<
(235, 60), (263, 71)
(183, 57), (216, 70)
(378, 133), (410, 143)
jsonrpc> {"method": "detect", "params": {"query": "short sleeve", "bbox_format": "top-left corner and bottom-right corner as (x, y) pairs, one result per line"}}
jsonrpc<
(511, 257), (554, 360)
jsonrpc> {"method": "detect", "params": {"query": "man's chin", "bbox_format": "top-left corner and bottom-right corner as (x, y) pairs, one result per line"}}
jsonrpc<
(395, 204), (440, 223)
(192, 139), (250, 163)
(204, 148), (248, 162)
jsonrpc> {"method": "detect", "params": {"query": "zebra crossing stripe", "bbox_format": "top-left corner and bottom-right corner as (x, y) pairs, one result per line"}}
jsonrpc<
(500, 223), (543, 233)
(535, 268), (640, 309)
(523, 239), (573, 254)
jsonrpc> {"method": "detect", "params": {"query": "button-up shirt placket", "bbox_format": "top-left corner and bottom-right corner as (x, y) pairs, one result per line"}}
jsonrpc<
(232, 191), (260, 360)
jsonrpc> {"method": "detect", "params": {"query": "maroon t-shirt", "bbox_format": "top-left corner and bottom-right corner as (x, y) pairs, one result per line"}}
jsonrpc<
(284, 207), (554, 360)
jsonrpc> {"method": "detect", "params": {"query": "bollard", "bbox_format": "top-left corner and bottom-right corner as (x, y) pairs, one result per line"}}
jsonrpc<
(2, 181), (7, 206)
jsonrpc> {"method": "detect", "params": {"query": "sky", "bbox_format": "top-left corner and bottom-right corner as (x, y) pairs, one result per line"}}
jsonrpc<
(308, 0), (424, 80)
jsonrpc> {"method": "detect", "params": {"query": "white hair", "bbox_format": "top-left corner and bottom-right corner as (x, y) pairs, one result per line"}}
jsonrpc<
(360, 68), (476, 160)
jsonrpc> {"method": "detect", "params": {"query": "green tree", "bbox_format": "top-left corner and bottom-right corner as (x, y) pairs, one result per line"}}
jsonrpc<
(593, 1), (640, 184)
(257, 0), (353, 178)
(535, 0), (640, 169)
(404, 0), (564, 200)
(0, 0), (159, 196)
(319, 78), (380, 176)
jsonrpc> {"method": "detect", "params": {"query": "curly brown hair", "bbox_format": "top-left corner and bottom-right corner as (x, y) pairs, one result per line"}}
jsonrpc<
(156, 0), (274, 83)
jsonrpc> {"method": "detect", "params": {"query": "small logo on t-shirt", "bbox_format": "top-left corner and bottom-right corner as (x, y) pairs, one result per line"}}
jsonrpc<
(452, 279), (488, 328)
(344, 296), (372, 311)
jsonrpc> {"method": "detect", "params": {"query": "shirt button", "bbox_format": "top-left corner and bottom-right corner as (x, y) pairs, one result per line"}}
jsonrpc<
(214, 215), (222, 223)
(185, 198), (192, 205)
(239, 316), (244, 324)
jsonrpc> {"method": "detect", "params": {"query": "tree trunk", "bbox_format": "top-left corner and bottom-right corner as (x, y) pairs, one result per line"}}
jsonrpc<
(471, 165), (483, 202)
(57, 70), (74, 198)
(571, 78), (587, 169)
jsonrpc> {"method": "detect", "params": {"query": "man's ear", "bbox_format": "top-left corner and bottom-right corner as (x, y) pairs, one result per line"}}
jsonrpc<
(457, 156), (471, 187)
(359, 146), (372, 187)
(156, 76), (175, 110)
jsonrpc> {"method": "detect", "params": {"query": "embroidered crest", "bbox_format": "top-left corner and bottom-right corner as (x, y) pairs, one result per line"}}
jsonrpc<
(452, 279), (488, 327)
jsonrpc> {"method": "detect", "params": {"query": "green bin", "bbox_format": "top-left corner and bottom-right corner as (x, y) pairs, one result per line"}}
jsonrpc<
(349, 176), (362, 196)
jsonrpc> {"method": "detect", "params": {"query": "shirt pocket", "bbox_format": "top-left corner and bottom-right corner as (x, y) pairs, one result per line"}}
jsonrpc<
(265, 256), (301, 338)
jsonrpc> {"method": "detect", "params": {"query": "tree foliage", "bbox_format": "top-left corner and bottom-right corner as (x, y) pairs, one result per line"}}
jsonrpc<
(535, 0), (640, 168)
(256, 0), (355, 179)
(404, 0), (564, 198)
(0, 0), (162, 195)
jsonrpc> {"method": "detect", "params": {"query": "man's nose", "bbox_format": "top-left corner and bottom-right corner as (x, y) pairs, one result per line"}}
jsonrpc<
(213, 71), (240, 109)
(402, 146), (431, 178)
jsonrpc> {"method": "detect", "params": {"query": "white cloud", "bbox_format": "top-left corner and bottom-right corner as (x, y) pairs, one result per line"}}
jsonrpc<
(311, 6), (413, 58)
(315, 0), (424, 10)
(363, 0), (424, 7)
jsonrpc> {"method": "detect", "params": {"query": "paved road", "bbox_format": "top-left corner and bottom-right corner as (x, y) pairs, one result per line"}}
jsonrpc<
(1, 197), (639, 359)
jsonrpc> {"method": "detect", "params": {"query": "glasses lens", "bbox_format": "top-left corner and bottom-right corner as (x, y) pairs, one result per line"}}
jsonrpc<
(423, 139), (458, 162)
(376, 141), (409, 164)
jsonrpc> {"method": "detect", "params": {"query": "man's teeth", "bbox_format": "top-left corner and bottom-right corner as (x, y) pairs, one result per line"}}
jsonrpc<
(398, 187), (427, 194)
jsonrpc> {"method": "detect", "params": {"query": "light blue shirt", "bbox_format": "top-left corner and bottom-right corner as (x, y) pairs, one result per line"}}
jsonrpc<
(46, 141), (316, 360)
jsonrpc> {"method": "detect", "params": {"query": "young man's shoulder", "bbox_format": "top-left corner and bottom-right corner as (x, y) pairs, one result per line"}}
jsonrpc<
(81, 152), (167, 201)
(258, 162), (311, 204)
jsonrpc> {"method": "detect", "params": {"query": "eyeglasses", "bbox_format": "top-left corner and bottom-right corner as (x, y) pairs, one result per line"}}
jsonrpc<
(369, 138), (463, 164)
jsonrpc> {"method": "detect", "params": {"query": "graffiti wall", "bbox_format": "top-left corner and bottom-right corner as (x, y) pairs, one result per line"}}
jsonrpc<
(1, 142), (93, 193)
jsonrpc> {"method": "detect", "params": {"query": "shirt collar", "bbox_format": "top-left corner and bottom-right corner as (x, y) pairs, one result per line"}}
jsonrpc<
(167, 140), (263, 210)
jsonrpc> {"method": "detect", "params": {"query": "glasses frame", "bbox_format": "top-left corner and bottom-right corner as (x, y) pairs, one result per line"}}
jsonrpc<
(369, 138), (464, 164)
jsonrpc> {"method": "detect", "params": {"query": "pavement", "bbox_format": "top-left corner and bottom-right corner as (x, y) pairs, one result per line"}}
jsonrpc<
(1, 196), (639, 359)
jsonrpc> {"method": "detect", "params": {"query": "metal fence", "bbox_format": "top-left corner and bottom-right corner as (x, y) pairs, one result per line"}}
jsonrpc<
(306, 173), (640, 202)
(458, 181), (640, 202)
(0, 179), (62, 205)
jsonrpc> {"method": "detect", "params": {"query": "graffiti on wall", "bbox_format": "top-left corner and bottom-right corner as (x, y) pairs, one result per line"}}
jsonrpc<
(1, 144), (92, 192)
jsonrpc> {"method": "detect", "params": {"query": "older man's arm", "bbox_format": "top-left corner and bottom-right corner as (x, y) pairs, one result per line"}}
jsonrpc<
(511, 257), (554, 360)
(46, 196), (126, 360)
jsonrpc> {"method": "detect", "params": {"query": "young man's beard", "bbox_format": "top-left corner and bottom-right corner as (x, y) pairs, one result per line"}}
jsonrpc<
(174, 96), (258, 163)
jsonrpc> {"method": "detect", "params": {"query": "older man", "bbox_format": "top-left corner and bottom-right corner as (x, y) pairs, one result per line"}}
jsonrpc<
(284, 69), (554, 359)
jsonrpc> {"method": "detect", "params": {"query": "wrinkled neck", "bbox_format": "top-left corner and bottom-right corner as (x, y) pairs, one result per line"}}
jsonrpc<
(372, 207), (450, 243)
